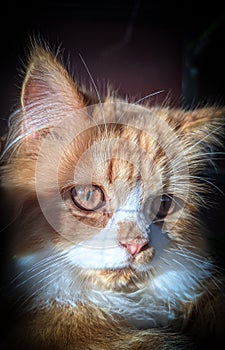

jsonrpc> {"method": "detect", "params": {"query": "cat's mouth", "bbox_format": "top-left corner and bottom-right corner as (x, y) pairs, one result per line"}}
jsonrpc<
(82, 246), (155, 292)
(127, 245), (155, 268)
(86, 264), (153, 292)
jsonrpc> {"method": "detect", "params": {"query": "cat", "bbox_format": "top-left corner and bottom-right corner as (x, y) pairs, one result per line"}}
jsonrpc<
(0, 44), (225, 350)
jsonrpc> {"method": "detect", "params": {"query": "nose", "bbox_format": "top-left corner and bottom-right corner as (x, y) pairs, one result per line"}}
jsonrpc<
(119, 240), (149, 256)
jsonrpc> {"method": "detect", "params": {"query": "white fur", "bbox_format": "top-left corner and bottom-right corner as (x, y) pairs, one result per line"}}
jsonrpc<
(67, 185), (151, 270)
(109, 184), (142, 225)
(13, 243), (214, 329)
(12, 182), (213, 329)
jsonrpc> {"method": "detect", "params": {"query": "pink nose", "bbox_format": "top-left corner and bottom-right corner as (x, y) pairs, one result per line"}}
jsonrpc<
(119, 240), (149, 256)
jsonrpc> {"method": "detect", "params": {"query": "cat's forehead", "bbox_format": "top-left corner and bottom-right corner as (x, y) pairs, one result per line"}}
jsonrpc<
(36, 101), (185, 200)
(57, 124), (164, 201)
(91, 99), (158, 127)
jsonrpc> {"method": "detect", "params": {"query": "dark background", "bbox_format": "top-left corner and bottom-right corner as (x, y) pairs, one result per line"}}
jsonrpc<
(0, 0), (225, 261)
(1, 1), (225, 116)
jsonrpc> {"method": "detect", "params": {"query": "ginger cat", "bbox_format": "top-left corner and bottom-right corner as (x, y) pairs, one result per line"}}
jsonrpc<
(0, 45), (225, 349)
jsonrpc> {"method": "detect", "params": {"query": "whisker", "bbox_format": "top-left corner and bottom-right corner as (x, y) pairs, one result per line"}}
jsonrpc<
(188, 120), (225, 153)
(152, 218), (164, 224)
(189, 175), (225, 196)
(112, 90), (165, 133)
(133, 90), (165, 106)
(11, 253), (76, 309)
(9, 252), (67, 286)
(79, 54), (111, 162)
(16, 268), (64, 309)
(187, 151), (225, 158)
(14, 256), (67, 288)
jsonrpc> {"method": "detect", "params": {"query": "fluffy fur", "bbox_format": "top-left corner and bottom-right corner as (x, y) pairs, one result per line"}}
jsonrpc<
(0, 45), (225, 349)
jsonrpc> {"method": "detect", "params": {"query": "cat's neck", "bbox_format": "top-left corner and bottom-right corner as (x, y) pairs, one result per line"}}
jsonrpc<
(12, 244), (213, 329)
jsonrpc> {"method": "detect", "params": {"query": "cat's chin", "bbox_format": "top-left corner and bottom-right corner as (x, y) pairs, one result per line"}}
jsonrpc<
(83, 263), (152, 292)
(128, 246), (155, 267)
(78, 246), (156, 291)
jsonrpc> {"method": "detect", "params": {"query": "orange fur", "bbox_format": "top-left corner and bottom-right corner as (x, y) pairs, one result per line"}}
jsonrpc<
(1, 45), (225, 349)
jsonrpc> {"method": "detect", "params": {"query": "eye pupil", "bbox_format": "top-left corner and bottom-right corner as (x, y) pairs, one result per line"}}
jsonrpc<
(159, 196), (171, 216)
(86, 190), (92, 201)
(161, 196), (171, 210)
(151, 194), (175, 218)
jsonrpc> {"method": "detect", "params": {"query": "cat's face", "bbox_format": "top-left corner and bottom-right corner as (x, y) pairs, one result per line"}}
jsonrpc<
(2, 47), (224, 298)
(35, 104), (186, 275)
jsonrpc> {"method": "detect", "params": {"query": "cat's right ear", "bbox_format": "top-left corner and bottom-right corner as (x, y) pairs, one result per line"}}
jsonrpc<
(18, 45), (89, 142)
(21, 45), (86, 111)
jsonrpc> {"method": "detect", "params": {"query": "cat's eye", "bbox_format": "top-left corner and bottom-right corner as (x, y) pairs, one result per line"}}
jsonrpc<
(70, 185), (105, 211)
(151, 194), (177, 218)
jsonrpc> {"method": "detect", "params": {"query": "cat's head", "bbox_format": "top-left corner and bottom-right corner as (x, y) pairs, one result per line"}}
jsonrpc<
(1, 46), (224, 295)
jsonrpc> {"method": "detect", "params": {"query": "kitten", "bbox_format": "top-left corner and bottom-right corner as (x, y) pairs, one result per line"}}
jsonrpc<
(0, 45), (225, 350)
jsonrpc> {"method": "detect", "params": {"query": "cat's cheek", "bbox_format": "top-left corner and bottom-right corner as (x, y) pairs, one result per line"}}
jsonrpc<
(65, 226), (128, 269)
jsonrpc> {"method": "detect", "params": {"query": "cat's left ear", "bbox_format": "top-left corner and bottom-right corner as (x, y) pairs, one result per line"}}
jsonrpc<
(177, 107), (225, 147)
(179, 108), (225, 133)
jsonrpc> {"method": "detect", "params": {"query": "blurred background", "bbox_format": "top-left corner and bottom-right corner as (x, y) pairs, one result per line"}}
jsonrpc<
(0, 0), (225, 263)
(1, 1), (225, 116)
